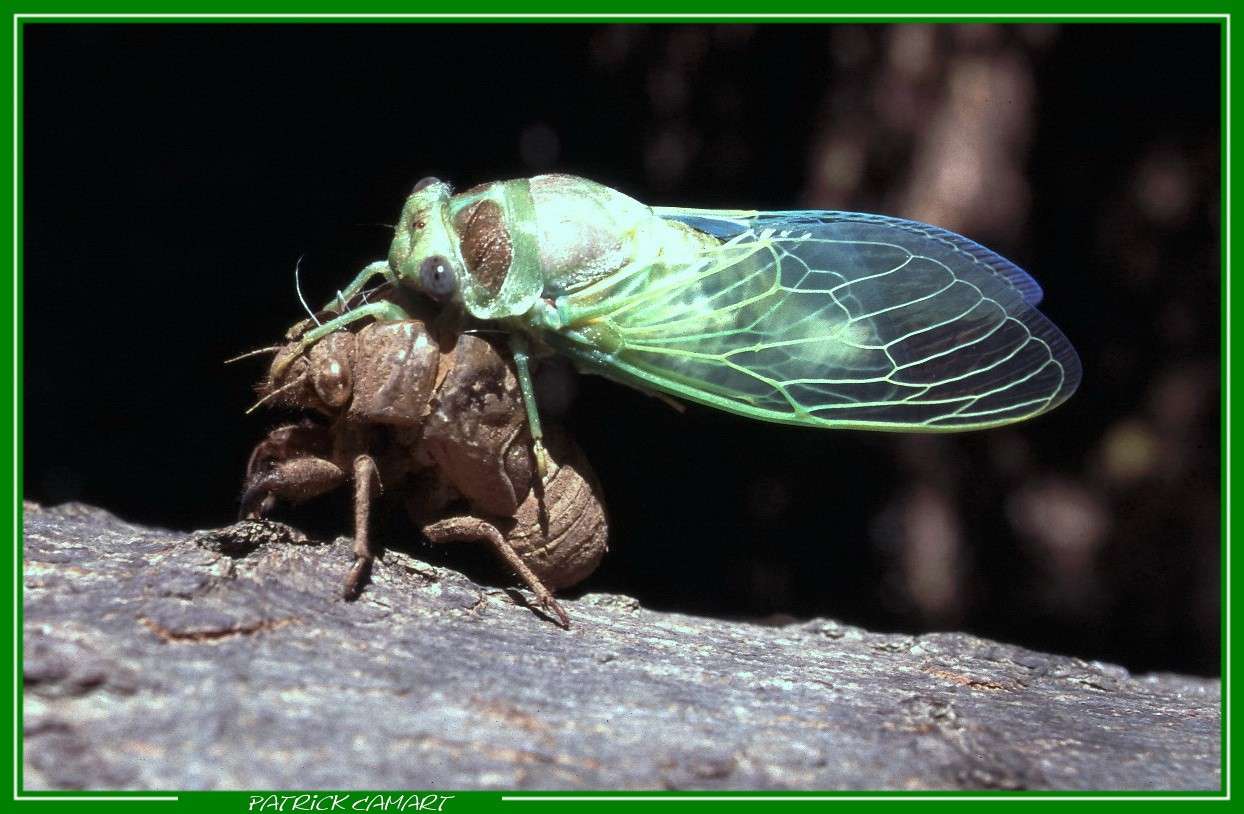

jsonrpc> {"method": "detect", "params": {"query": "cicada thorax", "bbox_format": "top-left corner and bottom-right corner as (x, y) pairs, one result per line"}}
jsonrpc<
(452, 195), (512, 299)
(523, 175), (669, 292)
(390, 174), (718, 330)
(389, 178), (542, 322)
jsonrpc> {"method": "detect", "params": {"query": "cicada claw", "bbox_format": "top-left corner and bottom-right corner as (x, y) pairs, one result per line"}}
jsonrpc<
(533, 438), (551, 481)
(540, 594), (571, 630)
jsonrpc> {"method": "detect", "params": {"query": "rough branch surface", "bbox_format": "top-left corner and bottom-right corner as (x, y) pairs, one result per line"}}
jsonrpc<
(23, 502), (1220, 791)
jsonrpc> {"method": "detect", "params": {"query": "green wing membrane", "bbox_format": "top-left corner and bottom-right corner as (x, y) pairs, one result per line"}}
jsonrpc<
(550, 208), (1081, 431)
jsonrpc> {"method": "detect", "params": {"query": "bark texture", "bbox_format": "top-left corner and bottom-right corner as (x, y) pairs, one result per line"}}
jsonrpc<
(23, 502), (1220, 791)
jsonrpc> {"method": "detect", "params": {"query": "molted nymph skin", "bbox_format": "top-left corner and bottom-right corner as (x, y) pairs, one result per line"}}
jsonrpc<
(422, 333), (533, 518)
(308, 333), (357, 410)
(246, 308), (610, 620)
(245, 421), (333, 481)
(264, 319), (444, 430)
(240, 421), (345, 519)
(347, 321), (443, 427)
(264, 331), (358, 416)
(499, 428), (607, 590)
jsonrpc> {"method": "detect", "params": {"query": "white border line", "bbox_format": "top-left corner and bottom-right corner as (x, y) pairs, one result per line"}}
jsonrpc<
(12, 9), (1234, 806)
(17, 798), (181, 804)
(502, 796), (1225, 802)
(1224, 11), (1232, 801)
(10, 10), (16, 806)
(6, 12), (1239, 17)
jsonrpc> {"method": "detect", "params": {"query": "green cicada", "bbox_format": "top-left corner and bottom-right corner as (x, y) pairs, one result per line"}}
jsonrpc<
(284, 174), (1080, 469)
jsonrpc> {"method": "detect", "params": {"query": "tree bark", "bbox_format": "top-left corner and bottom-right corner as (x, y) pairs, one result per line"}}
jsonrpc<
(23, 502), (1220, 791)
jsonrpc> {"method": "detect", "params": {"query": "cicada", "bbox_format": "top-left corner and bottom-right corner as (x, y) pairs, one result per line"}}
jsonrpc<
(280, 174), (1081, 468)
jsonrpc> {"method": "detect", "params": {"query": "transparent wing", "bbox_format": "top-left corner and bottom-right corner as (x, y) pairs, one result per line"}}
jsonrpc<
(549, 208), (1081, 431)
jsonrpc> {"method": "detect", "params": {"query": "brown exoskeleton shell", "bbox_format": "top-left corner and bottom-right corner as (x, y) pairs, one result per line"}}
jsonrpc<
(242, 308), (607, 627)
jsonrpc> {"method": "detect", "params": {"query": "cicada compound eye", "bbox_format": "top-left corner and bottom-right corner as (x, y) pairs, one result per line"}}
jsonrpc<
(419, 254), (457, 300)
(311, 354), (353, 410)
(412, 176), (442, 194)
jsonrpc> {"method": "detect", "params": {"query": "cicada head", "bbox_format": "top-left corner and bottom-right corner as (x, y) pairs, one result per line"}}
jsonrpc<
(389, 177), (544, 322)
(259, 331), (357, 415)
(388, 177), (467, 306)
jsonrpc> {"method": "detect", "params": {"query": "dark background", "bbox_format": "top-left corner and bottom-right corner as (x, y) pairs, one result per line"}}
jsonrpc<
(24, 24), (1221, 675)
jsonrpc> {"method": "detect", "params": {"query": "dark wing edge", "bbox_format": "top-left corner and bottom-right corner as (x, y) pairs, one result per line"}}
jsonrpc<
(658, 207), (1047, 306)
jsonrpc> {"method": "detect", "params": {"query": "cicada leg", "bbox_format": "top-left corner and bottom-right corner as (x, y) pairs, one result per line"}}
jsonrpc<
(421, 516), (570, 629)
(507, 333), (551, 481)
(324, 260), (395, 315)
(343, 454), (383, 601)
(239, 422), (343, 519)
(270, 299), (414, 381)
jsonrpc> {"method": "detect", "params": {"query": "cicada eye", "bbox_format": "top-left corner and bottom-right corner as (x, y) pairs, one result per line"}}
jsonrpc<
(311, 353), (353, 410)
(419, 254), (457, 300)
(412, 176), (442, 193)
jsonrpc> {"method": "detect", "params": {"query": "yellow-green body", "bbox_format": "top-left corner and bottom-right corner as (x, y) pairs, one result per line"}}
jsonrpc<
(388, 175), (717, 336)
(295, 173), (1080, 437)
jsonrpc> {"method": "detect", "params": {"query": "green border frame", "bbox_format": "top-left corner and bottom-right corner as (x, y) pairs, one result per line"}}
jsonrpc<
(4, 5), (1232, 810)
